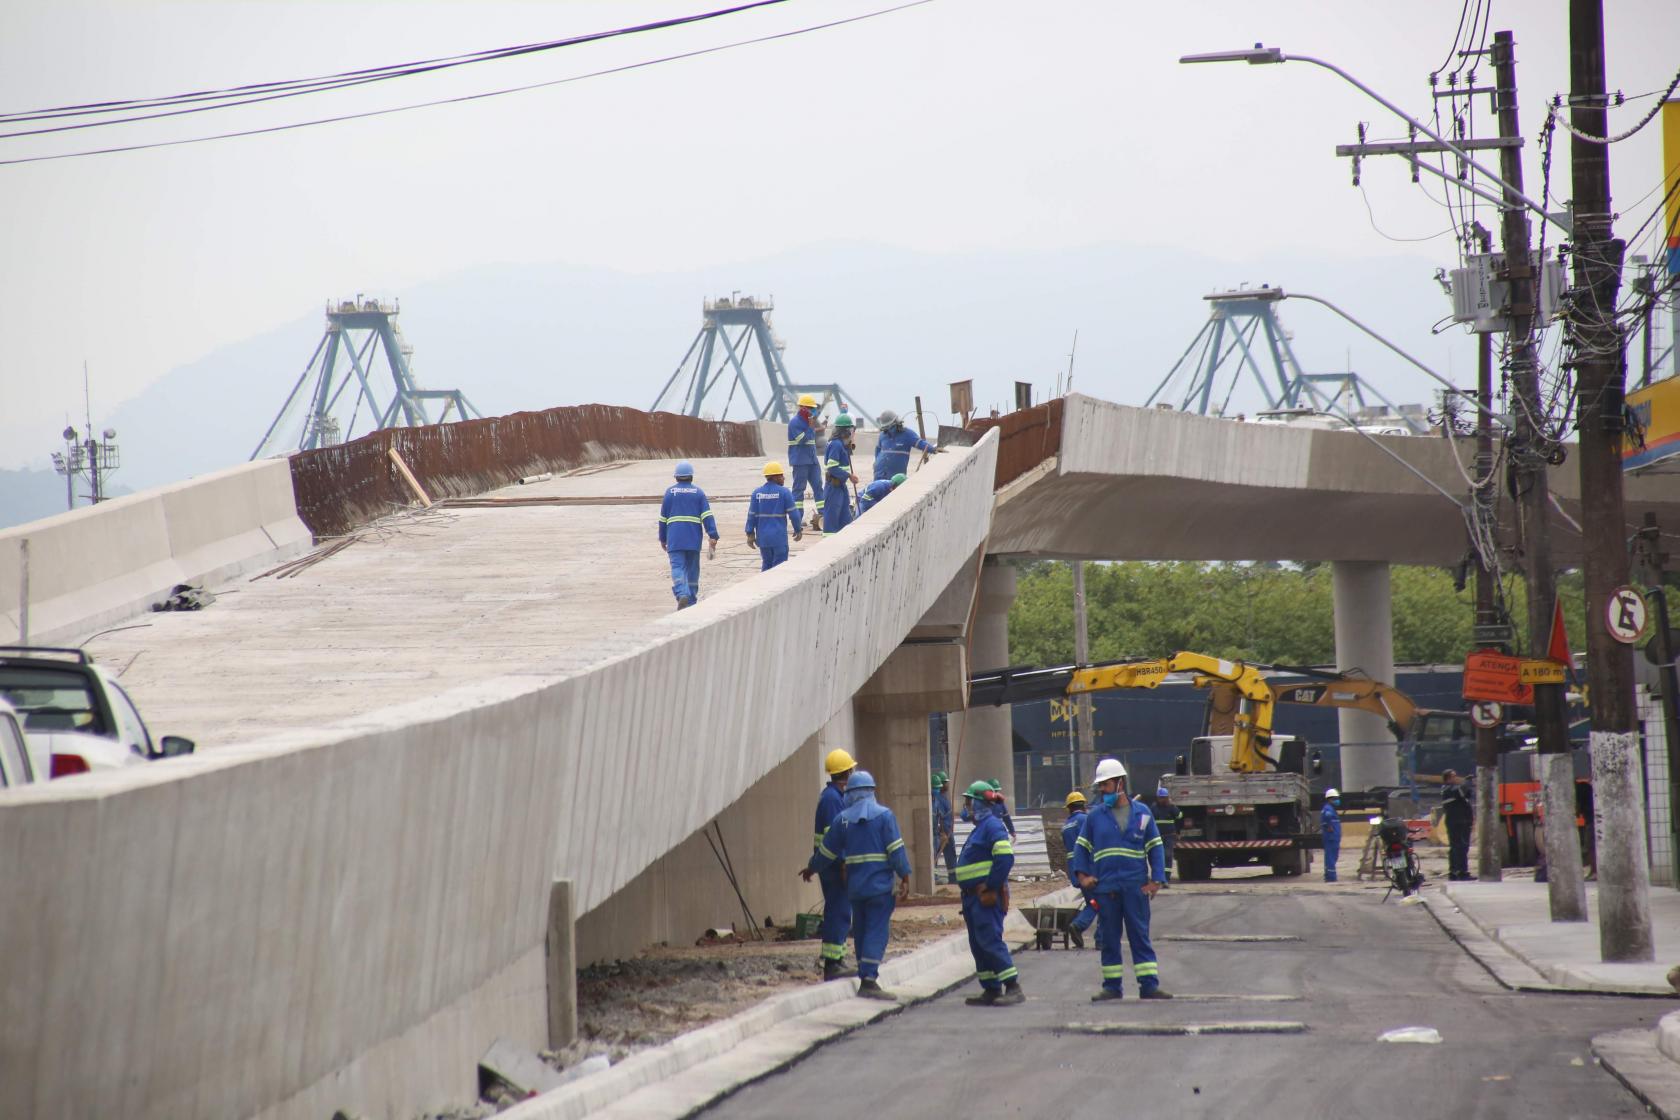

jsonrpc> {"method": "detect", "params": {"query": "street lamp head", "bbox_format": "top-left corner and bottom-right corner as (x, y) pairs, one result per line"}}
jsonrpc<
(63, 425), (76, 441)
(102, 428), (116, 440)
(1179, 43), (1285, 66)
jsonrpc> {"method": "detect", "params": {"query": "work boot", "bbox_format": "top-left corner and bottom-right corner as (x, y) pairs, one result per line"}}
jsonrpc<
(676, 596), (695, 610)
(822, 959), (856, 982)
(993, 982), (1024, 1006)
(856, 978), (895, 1001)
(812, 511), (824, 533)
(1139, 987), (1174, 1000)
(1090, 988), (1124, 1003)
(1068, 927), (1084, 950)
(964, 989), (1000, 1007)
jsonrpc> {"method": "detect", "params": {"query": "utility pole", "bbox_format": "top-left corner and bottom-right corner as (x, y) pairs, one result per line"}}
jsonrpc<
(1566, 0), (1654, 961)
(1490, 29), (1587, 921)
(1472, 224), (1504, 882)
(1072, 561), (1094, 786)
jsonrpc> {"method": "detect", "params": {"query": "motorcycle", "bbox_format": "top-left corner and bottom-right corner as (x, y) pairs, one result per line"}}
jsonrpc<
(1377, 817), (1424, 900)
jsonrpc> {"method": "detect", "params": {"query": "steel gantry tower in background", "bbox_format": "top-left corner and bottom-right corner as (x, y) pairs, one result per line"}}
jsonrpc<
(650, 294), (873, 424)
(252, 296), (483, 458)
(1147, 287), (1424, 431)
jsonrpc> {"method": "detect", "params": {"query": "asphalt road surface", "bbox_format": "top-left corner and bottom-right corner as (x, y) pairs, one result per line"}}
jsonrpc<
(703, 876), (1660, 1120)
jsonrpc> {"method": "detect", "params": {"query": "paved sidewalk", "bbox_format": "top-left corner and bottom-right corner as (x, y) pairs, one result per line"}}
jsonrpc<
(1431, 879), (1680, 995)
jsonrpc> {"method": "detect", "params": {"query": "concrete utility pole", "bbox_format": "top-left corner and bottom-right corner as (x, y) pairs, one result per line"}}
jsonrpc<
(1566, 0), (1654, 961)
(1490, 29), (1587, 921)
(1072, 561), (1095, 785)
(1472, 225), (1503, 882)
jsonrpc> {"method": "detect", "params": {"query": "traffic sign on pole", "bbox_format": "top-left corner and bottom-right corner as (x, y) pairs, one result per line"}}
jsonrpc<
(1469, 701), (1504, 729)
(1463, 650), (1534, 704)
(1606, 585), (1651, 645)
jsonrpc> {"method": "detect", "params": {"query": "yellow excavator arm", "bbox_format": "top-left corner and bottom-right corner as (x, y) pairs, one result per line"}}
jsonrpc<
(1203, 674), (1419, 744)
(1066, 652), (1278, 773)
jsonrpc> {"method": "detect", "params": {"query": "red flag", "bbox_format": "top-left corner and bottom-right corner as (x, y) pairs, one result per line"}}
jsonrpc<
(1547, 597), (1573, 671)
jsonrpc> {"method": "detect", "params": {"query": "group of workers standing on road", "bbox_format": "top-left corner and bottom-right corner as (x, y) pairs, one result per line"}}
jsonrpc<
(657, 398), (937, 608)
(803, 751), (1173, 1007)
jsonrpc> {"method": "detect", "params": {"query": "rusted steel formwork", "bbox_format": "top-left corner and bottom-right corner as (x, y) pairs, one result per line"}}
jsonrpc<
(289, 404), (760, 538)
(968, 398), (1064, 489)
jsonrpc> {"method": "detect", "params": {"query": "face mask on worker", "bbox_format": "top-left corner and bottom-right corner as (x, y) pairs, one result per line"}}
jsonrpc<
(969, 798), (990, 820)
(1102, 793), (1120, 808)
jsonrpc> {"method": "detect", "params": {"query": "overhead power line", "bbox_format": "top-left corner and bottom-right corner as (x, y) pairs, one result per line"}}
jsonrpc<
(0, 0), (935, 167)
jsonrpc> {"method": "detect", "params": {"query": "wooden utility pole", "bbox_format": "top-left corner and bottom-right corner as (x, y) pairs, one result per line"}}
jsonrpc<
(1490, 29), (1586, 920)
(1472, 225), (1503, 882)
(1567, 0), (1654, 960)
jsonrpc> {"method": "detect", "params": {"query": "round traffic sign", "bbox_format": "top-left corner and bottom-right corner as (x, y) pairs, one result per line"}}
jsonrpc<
(1607, 586), (1651, 645)
(1469, 701), (1504, 729)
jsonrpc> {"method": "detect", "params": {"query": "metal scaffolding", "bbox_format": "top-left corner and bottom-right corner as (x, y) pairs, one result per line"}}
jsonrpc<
(650, 294), (873, 424)
(253, 296), (482, 458)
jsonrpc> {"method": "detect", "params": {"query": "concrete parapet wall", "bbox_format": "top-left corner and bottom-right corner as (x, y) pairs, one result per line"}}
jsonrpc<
(0, 459), (311, 644)
(292, 404), (760, 537)
(0, 434), (997, 1120)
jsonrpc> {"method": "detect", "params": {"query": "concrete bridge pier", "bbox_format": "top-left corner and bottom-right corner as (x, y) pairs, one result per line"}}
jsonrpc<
(945, 559), (1016, 807)
(855, 643), (968, 894)
(1331, 560), (1400, 791)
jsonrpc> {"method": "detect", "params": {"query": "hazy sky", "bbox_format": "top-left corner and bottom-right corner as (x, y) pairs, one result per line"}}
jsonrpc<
(1, 0), (1674, 467)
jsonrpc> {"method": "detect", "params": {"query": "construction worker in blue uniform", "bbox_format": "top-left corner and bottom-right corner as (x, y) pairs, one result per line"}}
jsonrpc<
(1154, 784), (1182, 886)
(657, 461), (718, 609)
(959, 779), (1016, 838)
(799, 749), (858, 980)
(871, 410), (938, 481)
(956, 780), (1024, 1007)
(822, 413), (859, 533)
(744, 461), (803, 571)
(786, 393), (824, 531)
(1072, 757), (1172, 1001)
(856, 472), (905, 517)
(1061, 790), (1098, 947)
(932, 773), (956, 885)
(807, 770), (912, 1001)
(1321, 788), (1342, 882)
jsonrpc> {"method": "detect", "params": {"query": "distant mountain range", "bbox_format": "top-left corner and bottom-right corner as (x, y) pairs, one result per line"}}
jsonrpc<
(7, 240), (1462, 524)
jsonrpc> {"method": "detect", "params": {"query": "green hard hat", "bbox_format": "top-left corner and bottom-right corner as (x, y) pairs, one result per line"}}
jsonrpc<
(891, 473), (906, 486)
(833, 413), (855, 429)
(965, 780), (995, 799)
(989, 779), (1003, 791)
(931, 773), (945, 789)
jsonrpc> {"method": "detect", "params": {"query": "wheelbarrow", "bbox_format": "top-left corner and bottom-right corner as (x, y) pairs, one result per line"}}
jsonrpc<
(1016, 903), (1085, 950)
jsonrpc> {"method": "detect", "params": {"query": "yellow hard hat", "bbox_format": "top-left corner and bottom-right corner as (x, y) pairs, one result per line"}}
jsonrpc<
(1065, 790), (1088, 809)
(763, 460), (785, 477)
(797, 394), (818, 408)
(825, 749), (856, 776)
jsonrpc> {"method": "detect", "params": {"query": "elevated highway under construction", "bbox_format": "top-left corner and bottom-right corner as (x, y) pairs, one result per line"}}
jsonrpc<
(2, 395), (1679, 1120)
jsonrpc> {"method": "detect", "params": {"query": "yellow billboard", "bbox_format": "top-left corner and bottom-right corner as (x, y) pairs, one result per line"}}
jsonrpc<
(1666, 99), (1680, 276)
(1626, 375), (1680, 471)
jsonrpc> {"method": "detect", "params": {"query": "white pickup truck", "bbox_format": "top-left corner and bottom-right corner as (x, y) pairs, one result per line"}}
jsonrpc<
(0, 647), (194, 779)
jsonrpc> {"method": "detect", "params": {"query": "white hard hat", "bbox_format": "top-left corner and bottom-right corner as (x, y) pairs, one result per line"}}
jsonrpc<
(1092, 757), (1128, 785)
(1325, 788), (1340, 799)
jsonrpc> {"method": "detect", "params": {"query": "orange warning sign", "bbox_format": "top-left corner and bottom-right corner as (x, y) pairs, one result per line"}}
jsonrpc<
(1463, 650), (1534, 704)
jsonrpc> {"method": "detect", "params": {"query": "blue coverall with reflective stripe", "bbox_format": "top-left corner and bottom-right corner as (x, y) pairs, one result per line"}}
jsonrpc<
(811, 782), (851, 962)
(933, 788), (956, 883)
(1322, 801), (1342, 882)
(1062, 809), (1097, 933)
(787, 411), (822, 514)
(658, 482), (717, 603)
(822, 437), (855, 533)
(809, 800), (911, 981)
(856, 478), (895, 516)
(873, 427), (934, 481)
(1072, 797), (1165, 994)
(745, 482), (802, 570)
(956, 811), (1017, 991)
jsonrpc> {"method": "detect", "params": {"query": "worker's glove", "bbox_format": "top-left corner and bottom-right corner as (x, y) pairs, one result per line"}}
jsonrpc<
(746, 534), (757, 549)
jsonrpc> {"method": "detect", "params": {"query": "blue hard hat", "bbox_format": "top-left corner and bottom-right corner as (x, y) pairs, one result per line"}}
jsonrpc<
(1157, 787), (1170, 798)
(848, 769), (876, 791)
(675, 460), (694, 479)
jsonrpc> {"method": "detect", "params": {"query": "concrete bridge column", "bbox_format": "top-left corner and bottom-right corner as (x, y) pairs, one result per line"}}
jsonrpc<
(855, 642), (969, 895)
(1332, 560), (1399, 791)
(947, 560), (1017, 808)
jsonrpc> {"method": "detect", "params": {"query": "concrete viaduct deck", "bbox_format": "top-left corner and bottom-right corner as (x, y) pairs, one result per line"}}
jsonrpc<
(3, 394), (1677, 1120)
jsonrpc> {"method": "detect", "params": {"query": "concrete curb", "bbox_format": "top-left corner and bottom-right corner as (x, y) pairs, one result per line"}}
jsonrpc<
(502, 894), (1062, 1120)
(1419, 893), (1562, 993)
(1595, 1023), (1680, 1120)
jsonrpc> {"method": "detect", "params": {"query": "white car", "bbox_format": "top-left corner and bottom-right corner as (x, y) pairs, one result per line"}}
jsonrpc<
(0, 696), (46, 788)
(0, 647), (194, 778)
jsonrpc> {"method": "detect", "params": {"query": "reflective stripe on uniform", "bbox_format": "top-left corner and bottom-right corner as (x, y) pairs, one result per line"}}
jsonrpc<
(816, 842), (837, 860)
(1145, 836), (1164, 852)
(661, 513), (714, 524)
(845, 853), (888, 864)
(886, 838), (905, 854)
(991, 839), (1013, 856)
(994, 965), (1018, 982)
(955, 861), (991, 882)
(1101, 964), (1126, 979)
(1092, 846), (1146, 861)
(821, 942), (846, 960)
(1134, 962), (1159, 977)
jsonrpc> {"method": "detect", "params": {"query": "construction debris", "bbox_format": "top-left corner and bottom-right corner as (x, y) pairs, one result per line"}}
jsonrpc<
(151, 583), (216, 612)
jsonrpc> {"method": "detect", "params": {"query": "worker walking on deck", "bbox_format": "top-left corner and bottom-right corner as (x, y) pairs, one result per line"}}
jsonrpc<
(821, 414), (859, 533)
(657, 461), (718, 609)
(744, 461), (803, 571)
(1072, 758), (1171, 1001)
(787, 394), (825, 531)
(808, 770), (912, 1000)
(872, 410), (937, 481)
(1061, 791), (1098, 947)
(957, 781), (1024, 1007)
(799, 750), (858, 980)
(1321, 788), (1342, 882)
(1154, 785), (1182, 886)
(856, 472), (905, 516)
(932, 773), (956, 885)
